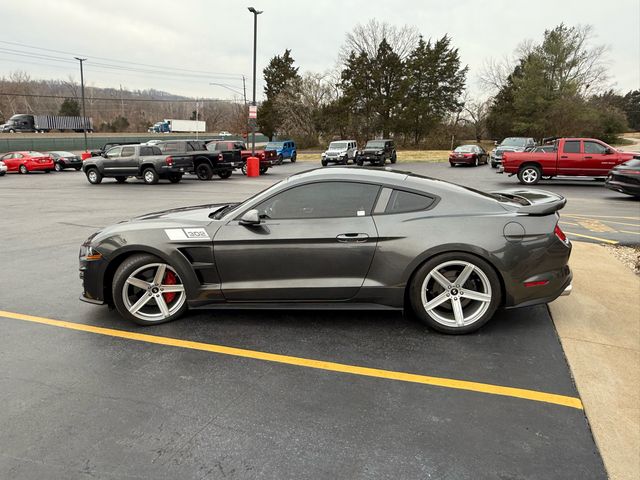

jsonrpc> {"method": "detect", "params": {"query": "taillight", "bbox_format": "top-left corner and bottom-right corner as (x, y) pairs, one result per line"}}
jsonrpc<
(524, 280), (549, 287)
(165, 156), (174, 166)
(554, 224), (567, 243)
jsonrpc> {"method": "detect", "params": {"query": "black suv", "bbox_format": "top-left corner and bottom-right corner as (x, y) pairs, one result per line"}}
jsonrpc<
(356, 139), (397, 166)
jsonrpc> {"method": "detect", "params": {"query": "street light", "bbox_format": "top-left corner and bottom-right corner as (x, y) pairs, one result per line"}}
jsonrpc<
(74, 57), (88, 152)
(247, 6), (263, 156)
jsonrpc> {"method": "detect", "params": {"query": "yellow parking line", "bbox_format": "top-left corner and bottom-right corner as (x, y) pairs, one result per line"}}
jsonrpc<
(559, 221), (580, 226)
(565, 214), (640, 221)
(596, 220), (640, 228)
(0, 310), (583, 410)
(620, 230), (640, 235)
(564, 231), (619, 245)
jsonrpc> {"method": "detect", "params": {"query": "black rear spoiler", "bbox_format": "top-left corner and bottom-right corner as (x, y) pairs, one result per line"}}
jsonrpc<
(492, 189), (566, 215)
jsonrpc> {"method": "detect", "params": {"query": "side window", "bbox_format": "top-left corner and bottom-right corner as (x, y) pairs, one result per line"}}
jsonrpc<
(384, 190), (435, 214)
(162, 143), (178, 153)
(121, 146), (135, 157)
(563, 141), (581, 154)
(584, 141), (607, 154)
(105, 147), (121, 158)
(254, 182), (380, 219)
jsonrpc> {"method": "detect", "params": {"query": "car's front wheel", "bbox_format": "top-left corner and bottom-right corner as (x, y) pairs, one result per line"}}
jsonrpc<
(86, 168), (102, 184)
(410, 253), (501, 334)
(291, 152), (297, 163)
(54, 162), (63, 172)
(195, 163), (213, 180)
(112, 254), (187, 326)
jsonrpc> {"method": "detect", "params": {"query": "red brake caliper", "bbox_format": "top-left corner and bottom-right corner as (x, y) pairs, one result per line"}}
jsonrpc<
(163, 270), (177, 303)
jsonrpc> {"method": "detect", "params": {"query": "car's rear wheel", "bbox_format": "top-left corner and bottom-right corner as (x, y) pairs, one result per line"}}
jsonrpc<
(143, 167), (159, 185)
(112, 254), (187, 326)
(356, 159), (363, 166)
(390, 153), (397, 164)
(259, 166), (269, 175)
(19, 164), (28, 174)
(410, 253), (501, 334)
(241, 163), (248, 175)
(218, 169), (232, 179)
(474, 157), (479, 167)
(86, 168), (102, 184)
(518, 165), (541, 185)
(195, 163), (213, 180)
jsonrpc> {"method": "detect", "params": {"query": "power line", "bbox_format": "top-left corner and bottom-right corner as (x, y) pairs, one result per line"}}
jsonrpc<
(0, 92), (242, 103)
(0, 40), (246, 79)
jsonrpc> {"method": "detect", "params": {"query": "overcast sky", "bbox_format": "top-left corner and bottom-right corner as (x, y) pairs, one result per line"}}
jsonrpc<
(1, 0), (638, 101)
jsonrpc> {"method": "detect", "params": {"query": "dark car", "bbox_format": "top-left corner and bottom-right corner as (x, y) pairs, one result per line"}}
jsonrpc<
(449, 145), (488, 167)
(79, 167), (572, 334)
(82, 144), (192, 184)
(356, 139), (396, 166)
(48, 151), (83, 171)
(156, 140), (239, 180)
(207, 141), (278, 175)
(605, 158), (640, 197)
(490, 137), (536, 168)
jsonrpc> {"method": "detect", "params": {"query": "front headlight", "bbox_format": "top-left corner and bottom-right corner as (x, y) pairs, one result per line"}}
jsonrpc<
(321, 152), (326, 157)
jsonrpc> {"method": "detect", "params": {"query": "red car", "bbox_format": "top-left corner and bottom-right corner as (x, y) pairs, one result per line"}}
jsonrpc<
(207, 141), (277, 175)
(501, 138), (638, 185)
(0, 151), (55, 174)
(449, 145), (488, 167)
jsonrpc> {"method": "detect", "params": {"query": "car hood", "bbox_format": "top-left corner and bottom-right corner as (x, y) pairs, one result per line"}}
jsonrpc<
(496, 146), (525, 152)
(362, 148), (383, 153)
(325, 149), (346, 154)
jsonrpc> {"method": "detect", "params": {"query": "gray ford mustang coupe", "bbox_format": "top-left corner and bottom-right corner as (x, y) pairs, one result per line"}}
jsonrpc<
(79, 167), (572, 334)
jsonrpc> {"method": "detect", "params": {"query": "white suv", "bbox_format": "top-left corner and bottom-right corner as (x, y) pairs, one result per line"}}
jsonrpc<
(321, 140), (358, 166)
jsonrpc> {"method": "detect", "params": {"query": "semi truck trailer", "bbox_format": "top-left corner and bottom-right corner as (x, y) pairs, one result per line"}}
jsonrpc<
(0, 114), (93, 133)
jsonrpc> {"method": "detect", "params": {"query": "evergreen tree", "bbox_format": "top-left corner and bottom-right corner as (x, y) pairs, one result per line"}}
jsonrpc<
(59, 98), (80, 116)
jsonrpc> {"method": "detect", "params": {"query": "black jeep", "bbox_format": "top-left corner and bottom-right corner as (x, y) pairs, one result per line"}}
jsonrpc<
(356, 139), (397, 166)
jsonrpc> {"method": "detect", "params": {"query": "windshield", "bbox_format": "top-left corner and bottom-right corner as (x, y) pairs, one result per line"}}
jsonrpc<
(454, 146), (475, 153)
(266, 142), (284, 149)
(328, 142), (347, 150)
(622, 159), (640, 168)
(366, 141), (385, 148)
(500, 137), (528, 147)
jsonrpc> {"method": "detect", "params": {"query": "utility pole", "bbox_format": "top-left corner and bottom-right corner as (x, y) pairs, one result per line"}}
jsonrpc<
(74, 57), (88, 152)
(242, 75), (247, 105)
(248, 7), (263, 156)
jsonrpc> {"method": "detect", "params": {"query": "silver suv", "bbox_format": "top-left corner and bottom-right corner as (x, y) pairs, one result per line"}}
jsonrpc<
(321, 140), (358, 166)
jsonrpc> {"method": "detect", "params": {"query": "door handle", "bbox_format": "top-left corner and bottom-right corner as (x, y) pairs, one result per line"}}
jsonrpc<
(336, 233), (369, 243)
(584, 156), (592, 159)
(560, 156), (568, 159)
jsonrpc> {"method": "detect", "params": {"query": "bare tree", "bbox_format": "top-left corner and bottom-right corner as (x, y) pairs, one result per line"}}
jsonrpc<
(339, 19), (420, 61)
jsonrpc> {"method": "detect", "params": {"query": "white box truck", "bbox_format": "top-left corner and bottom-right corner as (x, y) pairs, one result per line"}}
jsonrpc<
(148, 119), (206, 133)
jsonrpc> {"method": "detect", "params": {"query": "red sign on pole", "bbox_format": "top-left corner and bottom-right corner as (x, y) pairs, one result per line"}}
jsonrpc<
(248, 105), (257, 119)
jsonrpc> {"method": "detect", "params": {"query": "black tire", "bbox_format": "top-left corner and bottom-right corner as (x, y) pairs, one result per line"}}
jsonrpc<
(291, 152), (297, 163)
(517, 165), (541, 185)
(115, 176), (127, 184)
(409, 252), (502, 334)
(142, 167), (159, 185)
(195, 163), (213, 181)
(75, 166), (82, 171)
(19, 164), (28, 174)
(86, 168), (102, 184)
(378, 158), (386, 166)
(450, 163), (456, 167)
(218, 169), (232, 179)
(356, 159), (363, 166)
(241, 162), (248, 175)
(390, 153), (397, 164)
(490, 162), (497, 168)
(259, 166), (269, 175)
(474, 157), (479, 167)
(112, 253), (188, 326)
(8, 129), (15, 134)
(168, 174), (182, 184)
(54, 162), (63, 172)
(277, 154), (283, 165)
(321, 159), (328, 167)
(44, 170), (51, 173)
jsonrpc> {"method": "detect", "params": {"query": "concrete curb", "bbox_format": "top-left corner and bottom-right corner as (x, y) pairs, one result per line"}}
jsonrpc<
(550, 241), (640, 480)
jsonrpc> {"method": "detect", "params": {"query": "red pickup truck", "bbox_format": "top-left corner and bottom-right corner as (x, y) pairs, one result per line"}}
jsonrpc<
(207, 141), (277, 175)
(500, 138), (638, 185)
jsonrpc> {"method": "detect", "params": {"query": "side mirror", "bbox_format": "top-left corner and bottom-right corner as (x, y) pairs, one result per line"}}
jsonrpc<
(239, 209), (261, 226)
(605, 148), (613, 155)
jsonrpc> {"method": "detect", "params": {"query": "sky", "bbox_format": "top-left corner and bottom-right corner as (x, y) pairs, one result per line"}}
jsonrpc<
(1, 0), (638, 101)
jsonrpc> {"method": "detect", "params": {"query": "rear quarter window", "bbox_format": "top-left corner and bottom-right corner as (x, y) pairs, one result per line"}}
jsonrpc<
(385, 190), (435, 214)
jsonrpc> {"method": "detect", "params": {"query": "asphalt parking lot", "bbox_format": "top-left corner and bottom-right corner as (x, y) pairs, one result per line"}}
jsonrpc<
(0, 162), (622, 479)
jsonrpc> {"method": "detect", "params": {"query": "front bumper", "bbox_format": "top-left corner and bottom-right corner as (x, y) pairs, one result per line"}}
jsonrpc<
(605, 178), (640, 196)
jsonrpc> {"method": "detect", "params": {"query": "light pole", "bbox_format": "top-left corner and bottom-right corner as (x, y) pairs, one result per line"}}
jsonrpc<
(248, 6), (263, 156)
(74, 57), (88, 152)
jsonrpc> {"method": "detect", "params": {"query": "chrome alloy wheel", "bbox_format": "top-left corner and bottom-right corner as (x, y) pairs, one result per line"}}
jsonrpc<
(121, 263), (186, 322)
(521, 168), (538, 184)
(144, 170), (156, 183)
(420, 260), (492, 328)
